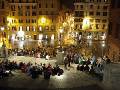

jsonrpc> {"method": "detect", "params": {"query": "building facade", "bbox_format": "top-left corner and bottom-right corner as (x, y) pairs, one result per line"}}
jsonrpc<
(108, 0), (120, 62)
(0, 0), (60, 46)
(74, 0), (111, 40)
(0, 0), (9, 47)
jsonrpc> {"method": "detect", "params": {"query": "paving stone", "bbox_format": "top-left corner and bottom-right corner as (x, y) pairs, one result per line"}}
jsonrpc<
(0, 56), (110, 90)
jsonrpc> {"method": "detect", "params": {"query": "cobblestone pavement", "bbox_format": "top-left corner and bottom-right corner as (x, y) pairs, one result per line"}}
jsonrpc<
(0, 68), (105, 90)
(0, 56), (108, 90)
(8, 56), (56, 66)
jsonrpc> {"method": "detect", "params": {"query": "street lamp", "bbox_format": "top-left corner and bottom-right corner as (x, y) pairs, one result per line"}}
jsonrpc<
(40, 17), (46, 31)
(39, 17), (46, 45)
(0, 27), (5, 40)
(41, 17), (46, 24)
(101, 41), (106, 57)
(82, 17), (90, 30)
(1, 27), (5, 31)
(82, 17), (91, 40)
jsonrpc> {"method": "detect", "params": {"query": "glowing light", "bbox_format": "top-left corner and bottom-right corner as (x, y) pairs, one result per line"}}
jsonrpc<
(71, 23), (74, 28)
(102, 44), (105, 47)
(27, 26), (30, 31)
(101, 33), (106, 40)
(63, 22), (67, 27)
(39, 26), (42, 31)
(51, 34), (54, 40)
(0, 42), (3, 48)
(17, 30), (25, 40)
(11, 34), (15, 41)
(82, 17), (90, 30)
(1, 27), (4, 31)
(18, 41), (24, 49)
(55, 75), (65, 80)
(33, 26), (35, 31)
(41, 17), (46, 24)
(46, 35), (48, 39)
(101, 41), (105, 47)
(20, 26), (23, 31)
(7, 17), (12, 23)
(60, 29), (64, 33)
(39, 34), (43, 40)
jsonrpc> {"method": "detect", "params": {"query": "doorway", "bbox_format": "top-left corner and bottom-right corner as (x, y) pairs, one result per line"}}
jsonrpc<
(34, 35), (37, 40)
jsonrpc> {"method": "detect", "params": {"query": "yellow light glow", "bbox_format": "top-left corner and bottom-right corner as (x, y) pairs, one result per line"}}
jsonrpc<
(7, 17), (12, 26)
(1, 27), (4, 31)
(63, 22), (67, 27)
(82, 17), (90, 30)
(0, 42), (3, 48)
(41, 17), (46, 24)
(17, 30), (25, 38)
(60, 29), (64, 33)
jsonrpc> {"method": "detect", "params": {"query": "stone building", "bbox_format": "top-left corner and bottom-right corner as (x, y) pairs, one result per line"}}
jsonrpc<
(74, 0), (111, 40)
(0, 0), (60, 46)
(108, 0), (120, 62)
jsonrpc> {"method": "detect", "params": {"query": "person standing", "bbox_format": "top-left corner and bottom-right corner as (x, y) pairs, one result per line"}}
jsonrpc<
(64, 56), (68, 69)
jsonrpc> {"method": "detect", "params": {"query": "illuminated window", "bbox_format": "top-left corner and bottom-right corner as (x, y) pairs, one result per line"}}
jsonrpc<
(39, 26), (42, 31)
(39, 34), (43, 40)
(32, 26), (35, 31)
(26, 26), (30, 31)
(19, 26), (23, 31)
(51, 34), (54, 40)
(45, 26), (49, 30)
(96, 24), (99, 29)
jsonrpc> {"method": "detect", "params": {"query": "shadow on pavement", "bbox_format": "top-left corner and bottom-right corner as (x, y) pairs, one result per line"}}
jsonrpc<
(0, 84), (106, 90)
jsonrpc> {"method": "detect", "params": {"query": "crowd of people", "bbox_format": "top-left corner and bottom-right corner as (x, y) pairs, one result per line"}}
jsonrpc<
(0, 44), (112, 80)
(62, 45), (111, 80)
(8, 46), (57, 59)
(77, 56), (111, 80)
(0, 60), (64, 79)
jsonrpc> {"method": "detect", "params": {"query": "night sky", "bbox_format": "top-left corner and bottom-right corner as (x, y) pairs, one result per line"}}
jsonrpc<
(60, 0), (74, 9)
